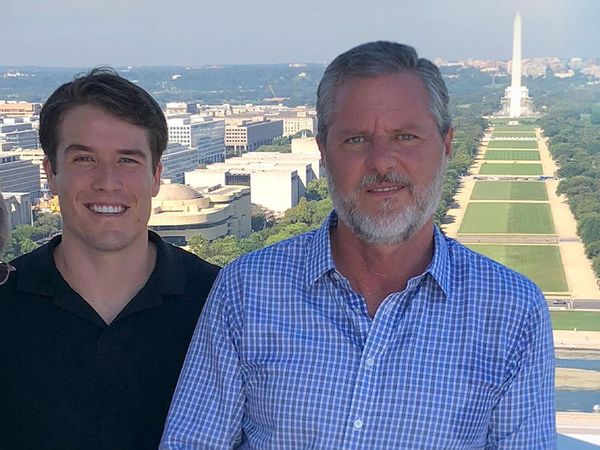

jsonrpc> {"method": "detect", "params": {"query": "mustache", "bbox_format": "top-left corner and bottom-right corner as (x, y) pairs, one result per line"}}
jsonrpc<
(360, 171), (414, 189)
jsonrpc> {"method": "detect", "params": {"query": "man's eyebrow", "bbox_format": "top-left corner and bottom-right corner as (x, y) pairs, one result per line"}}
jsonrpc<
(64, 144), (93, 153)
(63, 145), (148, 160)
(334, 124), (427, 136)
(117, 149), (148, 160)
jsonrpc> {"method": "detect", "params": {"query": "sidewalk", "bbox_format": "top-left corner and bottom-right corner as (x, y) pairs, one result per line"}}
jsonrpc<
(555, 331), (600, 351)
(558, 413), (600, 447)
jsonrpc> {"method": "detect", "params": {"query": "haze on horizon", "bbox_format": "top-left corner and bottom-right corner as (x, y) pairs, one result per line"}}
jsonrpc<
(3, 0), (599, 67)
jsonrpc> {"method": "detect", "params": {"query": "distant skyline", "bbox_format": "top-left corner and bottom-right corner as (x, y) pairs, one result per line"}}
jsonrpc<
(3, 0), (599, 67)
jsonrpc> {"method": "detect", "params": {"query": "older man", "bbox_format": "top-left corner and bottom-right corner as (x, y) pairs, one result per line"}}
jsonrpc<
(161, 41), (555, 448)
(0, 68), (219, 450)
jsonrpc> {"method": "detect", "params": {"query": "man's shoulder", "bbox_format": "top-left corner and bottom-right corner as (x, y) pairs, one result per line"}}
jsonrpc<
(9, 240), (54, 270)
(168, 243), (220, 275)
(156, 238), (221, 287)
(443, 235), (544, 301)
(213, 229), (320, 292)
(0, 240), (56, 303)
(230, 229), (318, 271)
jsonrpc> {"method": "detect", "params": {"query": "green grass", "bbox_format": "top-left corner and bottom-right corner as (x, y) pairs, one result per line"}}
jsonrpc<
(551, 311), (600, 331)
(459, 202), (555, 234)
(467, 244), (568, 293)
(470, 181), (548, 200)
(484, 150), (540, 161)
(488, 140), (539, 149)
(479, 163), (543, 175)
(492, 131), (537, 138)
(491, 122), (538, 130)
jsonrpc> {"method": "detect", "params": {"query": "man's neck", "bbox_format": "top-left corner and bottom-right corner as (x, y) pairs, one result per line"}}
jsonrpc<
(330, 219), (435, 317)
(53, 233), (157, 325)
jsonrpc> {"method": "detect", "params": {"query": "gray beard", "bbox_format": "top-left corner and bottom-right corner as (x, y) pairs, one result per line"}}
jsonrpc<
(327, 160), (446, 245)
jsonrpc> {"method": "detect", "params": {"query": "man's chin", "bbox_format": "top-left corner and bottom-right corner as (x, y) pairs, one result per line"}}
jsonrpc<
(341, 211), (421, 245)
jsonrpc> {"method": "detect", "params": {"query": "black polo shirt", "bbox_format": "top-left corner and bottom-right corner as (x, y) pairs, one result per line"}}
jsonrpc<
(0, 231), (219, 450)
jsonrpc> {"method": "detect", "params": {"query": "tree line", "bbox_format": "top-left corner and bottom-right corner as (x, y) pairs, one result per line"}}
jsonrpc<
(538, 84), (600, 278)
(1, 213), (62, 261)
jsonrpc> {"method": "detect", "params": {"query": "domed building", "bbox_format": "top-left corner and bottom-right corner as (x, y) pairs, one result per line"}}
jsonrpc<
(148, 181), (250, 246)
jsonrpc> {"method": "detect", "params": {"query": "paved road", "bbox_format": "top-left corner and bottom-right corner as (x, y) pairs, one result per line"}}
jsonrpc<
(459, 235), (559, 244)
(548, 299), (600, 310)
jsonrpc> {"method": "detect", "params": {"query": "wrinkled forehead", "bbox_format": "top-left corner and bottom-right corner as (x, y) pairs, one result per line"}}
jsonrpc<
(330, 74), (434, 124)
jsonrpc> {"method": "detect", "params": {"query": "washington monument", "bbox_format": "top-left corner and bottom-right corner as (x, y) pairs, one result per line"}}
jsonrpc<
(509, 12), (523, 117)
(500, 12), (534, 118)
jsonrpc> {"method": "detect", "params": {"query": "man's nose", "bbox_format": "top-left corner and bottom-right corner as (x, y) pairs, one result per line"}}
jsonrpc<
(91, 163), (122, 191)
(365, 136), (397, 174)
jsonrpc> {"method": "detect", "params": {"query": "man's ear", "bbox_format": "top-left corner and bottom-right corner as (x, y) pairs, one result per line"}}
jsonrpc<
(443, 128), (454, 158)
(316, 134), (327, 170)
(152, 161), (162, 197)
(43, 157), (58, 195)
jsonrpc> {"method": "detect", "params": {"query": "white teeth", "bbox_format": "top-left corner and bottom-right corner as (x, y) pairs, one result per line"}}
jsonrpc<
(371, 187), (399, 192)
(89, 204), (125, 214)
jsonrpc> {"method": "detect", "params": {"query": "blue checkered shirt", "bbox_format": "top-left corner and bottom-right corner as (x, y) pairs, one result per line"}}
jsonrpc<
(161, 213), (555, 449)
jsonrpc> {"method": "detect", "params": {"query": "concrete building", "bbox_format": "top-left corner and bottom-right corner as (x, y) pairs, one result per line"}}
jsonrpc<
(223, 115), (267, 127)
(160, 143), (199, 184)
(0, 152), (41, 198)
(188, 166), (299, 215)
(0, 101), (41, 117)
(199, 105), (316, 138)
(165, 102), (198, 116)
(2, 192), (34, 228)
(11, 148), (47, 191)
(291, 136), (319, 155)
(148, 182), (251, 246)
(225, 119), (283, 155)
(264, 111), (316, 137)
(0, 119), (39, 150)
(185, 148), (323, 214)
(167, 116), (226, 164)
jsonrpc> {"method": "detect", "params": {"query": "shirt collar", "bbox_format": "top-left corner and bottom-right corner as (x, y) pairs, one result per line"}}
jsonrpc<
(16, 230), (185, 298)
(304, 211), (452, 299)
(429, 226), (452, 298)
(304, 212), (337, 289)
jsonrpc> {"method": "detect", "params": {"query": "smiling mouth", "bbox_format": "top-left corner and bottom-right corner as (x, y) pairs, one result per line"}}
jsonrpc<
(367, 185), (406, 194)
(86, 204), (127, 215)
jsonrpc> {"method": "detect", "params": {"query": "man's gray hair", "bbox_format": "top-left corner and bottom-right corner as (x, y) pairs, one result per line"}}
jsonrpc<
(316, 41), (451, 143)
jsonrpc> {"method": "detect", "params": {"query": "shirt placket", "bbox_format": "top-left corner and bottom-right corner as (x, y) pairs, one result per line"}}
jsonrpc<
(341, 288), (411, 449)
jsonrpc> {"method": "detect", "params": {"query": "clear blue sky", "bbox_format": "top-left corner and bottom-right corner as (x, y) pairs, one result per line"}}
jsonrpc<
(4, 0), (599, 67)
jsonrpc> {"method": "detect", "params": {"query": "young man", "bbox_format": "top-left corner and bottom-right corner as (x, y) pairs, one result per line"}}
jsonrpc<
(0, 68), (219, 450)
(161, 42), (555, 448)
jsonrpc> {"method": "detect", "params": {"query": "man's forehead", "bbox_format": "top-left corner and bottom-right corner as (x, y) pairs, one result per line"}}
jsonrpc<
(57, 105), (151, 151)
(334, 72), (427, 100)
(328, 74), (435, 130)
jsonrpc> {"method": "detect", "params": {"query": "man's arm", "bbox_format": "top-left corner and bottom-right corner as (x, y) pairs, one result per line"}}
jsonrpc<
(160, 271), (245, 449)
(486, 290), (556, 449)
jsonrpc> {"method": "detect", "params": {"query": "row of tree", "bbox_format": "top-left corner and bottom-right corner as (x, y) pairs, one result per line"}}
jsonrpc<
(538, 84), (600, 278)
(188, 180), (332, 266)
(1, 213), (62, 261)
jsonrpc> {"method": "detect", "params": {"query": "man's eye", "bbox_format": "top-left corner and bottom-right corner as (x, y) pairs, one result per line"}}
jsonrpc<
(73, 155), (94, 163)
(346, 136), (365, 144)
(396, 134), (417, 141)
(120, 157), (139, 164)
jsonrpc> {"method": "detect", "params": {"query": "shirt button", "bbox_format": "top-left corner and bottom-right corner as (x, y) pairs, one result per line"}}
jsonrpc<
(365, 357), (375, 367)
(353, 419), (364, 429)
